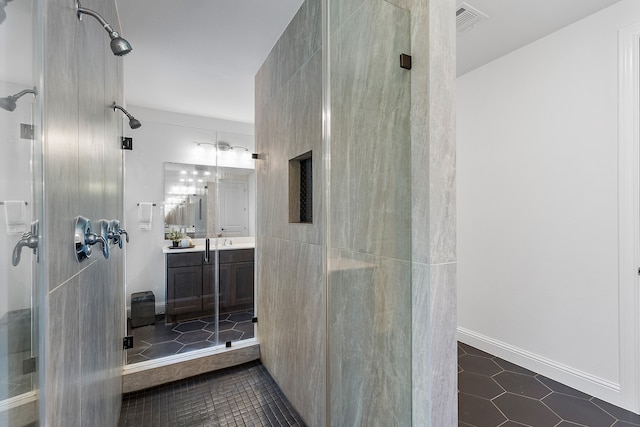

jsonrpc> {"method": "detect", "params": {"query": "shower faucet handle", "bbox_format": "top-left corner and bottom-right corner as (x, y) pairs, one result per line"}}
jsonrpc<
(74, 216), (109, 262)
(12, 220), (39, 267)
(106, 219), (128, 248)
(119, 228), (129, 243)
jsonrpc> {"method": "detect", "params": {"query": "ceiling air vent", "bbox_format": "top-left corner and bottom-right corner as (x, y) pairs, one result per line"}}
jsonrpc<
(456, 3), (489, 33)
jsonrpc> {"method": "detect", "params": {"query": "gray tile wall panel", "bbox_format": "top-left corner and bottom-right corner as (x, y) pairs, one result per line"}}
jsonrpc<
(43, 0), (125, 424)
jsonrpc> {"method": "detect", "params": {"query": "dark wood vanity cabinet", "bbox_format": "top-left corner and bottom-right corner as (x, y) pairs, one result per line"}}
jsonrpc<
(166, 248), (254, 321)
(218, 249), (255, 313)
(166, 252), (203, 317)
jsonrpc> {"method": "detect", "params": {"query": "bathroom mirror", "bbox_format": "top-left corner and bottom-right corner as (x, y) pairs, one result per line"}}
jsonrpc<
(164, 162), (255, 239)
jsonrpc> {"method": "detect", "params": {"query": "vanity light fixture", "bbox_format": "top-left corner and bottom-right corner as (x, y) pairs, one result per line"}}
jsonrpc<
(112, 103), (142, 129)
(77, 0), (132, 56)
(0, 87), (37, 112)
(193, 141), (251, 153)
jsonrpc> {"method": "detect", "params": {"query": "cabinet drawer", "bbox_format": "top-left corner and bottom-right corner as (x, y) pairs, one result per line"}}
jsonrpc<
(167, 252), (203, 268)
(219, 248), (254, 264)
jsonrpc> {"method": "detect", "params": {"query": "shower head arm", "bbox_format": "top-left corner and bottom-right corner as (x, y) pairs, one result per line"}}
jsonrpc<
(112, 103), (134, 120)
(76, 3), (119, 38)
(10, 88), (37, 101)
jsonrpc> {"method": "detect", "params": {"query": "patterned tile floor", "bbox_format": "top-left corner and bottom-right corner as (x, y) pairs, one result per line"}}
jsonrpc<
(118, 360), (306, 427)
(458, 342), (640, 427)
(126, 310), (255, 365)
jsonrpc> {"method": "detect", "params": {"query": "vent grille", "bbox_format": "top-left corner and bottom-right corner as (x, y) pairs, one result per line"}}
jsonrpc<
(456, 3), (489, 33)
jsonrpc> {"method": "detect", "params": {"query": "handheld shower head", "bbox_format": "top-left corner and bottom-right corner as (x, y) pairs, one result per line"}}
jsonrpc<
(77, 1), (132, 56)
(0, 87), (37, 112)
(112, 103), (142, 129)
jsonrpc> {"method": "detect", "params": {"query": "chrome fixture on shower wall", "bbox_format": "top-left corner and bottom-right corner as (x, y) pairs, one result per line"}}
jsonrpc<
(0, 0), (13, 25)
(105, 219), (128, 248)
(76, 0), (132, 56)
(0, 87), (37, 112)
(12, 220), (39, 266)
(112, 103), (141, 129)
(74, 216), (109, 262)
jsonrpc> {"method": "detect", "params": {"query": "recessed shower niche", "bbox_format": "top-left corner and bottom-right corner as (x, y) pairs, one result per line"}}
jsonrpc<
(289, 151), (313, 224)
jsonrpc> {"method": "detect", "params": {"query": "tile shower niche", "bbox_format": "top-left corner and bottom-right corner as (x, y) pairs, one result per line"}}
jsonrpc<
(289, 151), (313, 224)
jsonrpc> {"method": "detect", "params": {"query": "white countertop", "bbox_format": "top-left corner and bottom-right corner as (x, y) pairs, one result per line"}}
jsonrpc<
(162, 237), (255, 254)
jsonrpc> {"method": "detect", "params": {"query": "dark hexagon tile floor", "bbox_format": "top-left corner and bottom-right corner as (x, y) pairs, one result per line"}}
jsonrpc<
(126, 310), (255, 365)
(458, 342), (640, 427)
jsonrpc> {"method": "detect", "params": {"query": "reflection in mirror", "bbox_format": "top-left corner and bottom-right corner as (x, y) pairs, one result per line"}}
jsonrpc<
(164, 162), (255, 239)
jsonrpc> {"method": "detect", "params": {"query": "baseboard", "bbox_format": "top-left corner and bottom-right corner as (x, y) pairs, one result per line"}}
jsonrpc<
(457, 327), (625, 409)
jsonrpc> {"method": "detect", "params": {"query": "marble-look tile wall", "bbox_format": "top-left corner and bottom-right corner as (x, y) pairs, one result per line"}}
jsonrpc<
(256, 0), (456, 425)
(43, 0), (124, 425)
(409, 0), (457, 425)
(328, 0), (414, 424)
(255, 0), (325, 425)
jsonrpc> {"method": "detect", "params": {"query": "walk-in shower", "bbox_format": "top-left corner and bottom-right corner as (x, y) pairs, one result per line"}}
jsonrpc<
(0, 0), (43, 425)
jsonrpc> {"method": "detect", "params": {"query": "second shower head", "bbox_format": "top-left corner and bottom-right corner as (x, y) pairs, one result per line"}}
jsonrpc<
(112, 103), (141, 129)
(76, 1), (132, 56)
(0, 87), (37, 112)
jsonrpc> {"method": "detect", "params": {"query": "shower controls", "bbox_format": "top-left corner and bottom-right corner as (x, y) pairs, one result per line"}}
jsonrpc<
(74, 216), (109, 262)
(106, 219), (129, 248)
(12, 220), (39, 266)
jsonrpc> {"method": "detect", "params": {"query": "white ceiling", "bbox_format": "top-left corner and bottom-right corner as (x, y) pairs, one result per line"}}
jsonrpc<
(457, 0), (623, 76)
(116, 0), (623, 123)
(116, 0), (304, 124)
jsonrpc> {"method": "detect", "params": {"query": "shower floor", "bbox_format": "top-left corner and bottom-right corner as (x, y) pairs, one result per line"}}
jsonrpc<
(119, 360), (306, 427)
(0, 309), (34, 401)
(126, 310), (255, 364)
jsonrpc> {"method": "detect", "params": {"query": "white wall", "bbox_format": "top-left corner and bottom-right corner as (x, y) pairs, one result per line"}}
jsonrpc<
(123, 106), (254, 311)
(457, 0), (640, 408)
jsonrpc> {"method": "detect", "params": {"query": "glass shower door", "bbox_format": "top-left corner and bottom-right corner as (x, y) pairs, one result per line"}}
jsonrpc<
(0, 0), (42, 425)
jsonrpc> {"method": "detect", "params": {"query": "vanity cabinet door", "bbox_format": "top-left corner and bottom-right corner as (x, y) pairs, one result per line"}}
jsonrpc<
(166, 266), (203, 315)
(218, 263), (233, 313)
(233, 261), (254, 309)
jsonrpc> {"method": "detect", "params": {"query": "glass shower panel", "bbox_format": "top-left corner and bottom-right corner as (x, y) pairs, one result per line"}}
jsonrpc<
(126, 128), (255, 365)
(327, 0), (412, 424)
(0, 0), (42, 424)
(214, 131), (256, 346)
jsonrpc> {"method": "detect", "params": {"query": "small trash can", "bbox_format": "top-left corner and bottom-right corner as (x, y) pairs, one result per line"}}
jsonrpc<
(130, 291), (155, 328)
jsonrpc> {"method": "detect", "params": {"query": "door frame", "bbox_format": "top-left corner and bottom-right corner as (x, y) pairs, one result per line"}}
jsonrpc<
(618, 22), (640, 414)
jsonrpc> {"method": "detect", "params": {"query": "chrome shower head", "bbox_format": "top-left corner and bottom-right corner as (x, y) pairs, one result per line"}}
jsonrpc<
(110, 36), (132, 57)
(112, 103), (142, 129)
(0, 87), (37, 112)
(77, 1), (132, 56)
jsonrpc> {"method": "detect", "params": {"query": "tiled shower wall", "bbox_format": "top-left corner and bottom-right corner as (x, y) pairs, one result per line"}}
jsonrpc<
(256, 0), (456, 425)
(255, 0), (325, 425)
(43, 0), (124, 425)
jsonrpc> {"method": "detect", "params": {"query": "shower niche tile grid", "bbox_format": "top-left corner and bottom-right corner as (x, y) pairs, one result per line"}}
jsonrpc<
(126, 310), (255, 364)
